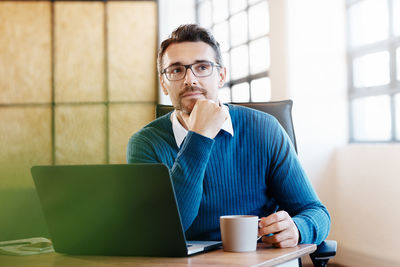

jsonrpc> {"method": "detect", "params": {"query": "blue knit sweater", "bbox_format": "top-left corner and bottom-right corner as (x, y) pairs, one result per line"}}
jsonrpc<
(127, 104), (330, 244)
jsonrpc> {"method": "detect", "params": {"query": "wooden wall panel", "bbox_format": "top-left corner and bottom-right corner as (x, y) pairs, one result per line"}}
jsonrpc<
(108, 1), (157, 102)
(109, 104), (155, 163)
(0, 2), (51, 104)
(0, 1), (159, 243)
(54, 2), (104, 103)
(55, 105), (106, 164)
(0, 107), (52, 185)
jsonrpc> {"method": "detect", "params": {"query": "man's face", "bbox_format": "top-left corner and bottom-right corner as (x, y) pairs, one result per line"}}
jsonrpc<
(160, 41), (226, 114)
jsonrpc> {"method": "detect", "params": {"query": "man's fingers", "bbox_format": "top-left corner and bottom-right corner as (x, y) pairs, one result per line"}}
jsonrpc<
(261, 231), (298, 248)
(261, 228), (290, 244)
(259, 211), (289, 228)
(184, 99), (227, 139)
(273, 239), (298, 248)
(258, 211), (300, 248)
(258, 219), (290, 236)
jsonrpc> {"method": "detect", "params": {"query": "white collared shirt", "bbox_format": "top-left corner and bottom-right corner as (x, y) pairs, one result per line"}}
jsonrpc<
(171, 105), (234, 147)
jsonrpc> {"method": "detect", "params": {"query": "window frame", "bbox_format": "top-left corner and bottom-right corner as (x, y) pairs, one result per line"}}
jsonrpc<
(347, 0), (400, 143)
(195, 0), (271, 103)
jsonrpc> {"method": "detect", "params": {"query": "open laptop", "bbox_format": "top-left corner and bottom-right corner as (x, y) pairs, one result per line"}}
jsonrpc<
(31, 163), (221, 257)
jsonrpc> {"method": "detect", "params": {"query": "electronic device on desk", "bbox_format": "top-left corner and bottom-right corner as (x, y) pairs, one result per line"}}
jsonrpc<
(31, 163), (221, 257)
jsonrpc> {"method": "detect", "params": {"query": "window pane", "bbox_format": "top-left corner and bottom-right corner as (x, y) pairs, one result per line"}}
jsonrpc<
(232, 82), (249, 102)
(353, 51), (390, 88)
(349, 0), (388, 47)
(198, 0), (212, 28)
(213, 22), (229, 52)
(230, 45), (249, 80)
(212, 0), (228, 23)
(229, 0), (247, 14)
(230, 11), (248, 46)
(248, 0), (262, 4)
(222, 52), (230, 82)
(251, 77), (271, 102)
(397, 47), (400, 81)
(248, 1), (269, 39)
(352, 95), (391, 141)
(249, 37), (270, 74)
(394, 94), (400, 140)
(393, 0), (400, 36)
(396, 94), (400, 140)
(218, 87), (231, 103)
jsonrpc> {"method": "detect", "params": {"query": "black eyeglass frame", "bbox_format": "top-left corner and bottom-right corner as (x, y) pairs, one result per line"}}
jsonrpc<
(161, 60), (222, 81)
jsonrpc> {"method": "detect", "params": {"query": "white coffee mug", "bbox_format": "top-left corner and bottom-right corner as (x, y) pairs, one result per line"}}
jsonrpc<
(220, 215), (259, 252)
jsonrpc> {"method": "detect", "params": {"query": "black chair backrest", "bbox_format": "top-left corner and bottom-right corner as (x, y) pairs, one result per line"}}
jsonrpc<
(156, 100), (297, 152)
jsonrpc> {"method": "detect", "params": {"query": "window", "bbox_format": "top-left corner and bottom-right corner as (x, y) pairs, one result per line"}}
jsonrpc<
(347, 0), (400, 142)
(196, 0), (271, 103)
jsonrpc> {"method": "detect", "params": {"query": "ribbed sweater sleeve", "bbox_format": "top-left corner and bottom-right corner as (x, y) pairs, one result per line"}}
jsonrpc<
(265, 117), (330, 244)
(170, 131), (214, 230)
(126, 118), (215, 231)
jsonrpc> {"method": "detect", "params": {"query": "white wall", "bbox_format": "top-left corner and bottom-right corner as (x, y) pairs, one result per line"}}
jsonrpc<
(270, 0), (348, 232)
(269, 0), (290, 101)
(335, 144), (400, 266)
(284, 0), (348, 222)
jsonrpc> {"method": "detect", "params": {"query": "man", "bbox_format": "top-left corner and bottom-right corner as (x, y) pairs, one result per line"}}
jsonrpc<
(127, 24), (330, 248)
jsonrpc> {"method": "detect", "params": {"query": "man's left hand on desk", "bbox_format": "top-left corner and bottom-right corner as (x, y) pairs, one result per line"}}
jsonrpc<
(258, 210), (300, 248)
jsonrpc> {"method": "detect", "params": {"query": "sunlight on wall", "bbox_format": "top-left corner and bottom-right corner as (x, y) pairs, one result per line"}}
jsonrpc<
(284, 1), (348, 264)
(336, 144), (400, 265)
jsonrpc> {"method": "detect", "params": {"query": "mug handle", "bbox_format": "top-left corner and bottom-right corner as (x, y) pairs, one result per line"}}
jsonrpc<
(257, 218), (263, 241)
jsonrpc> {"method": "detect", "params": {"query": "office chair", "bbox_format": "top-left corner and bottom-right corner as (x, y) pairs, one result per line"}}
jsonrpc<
(156, 100), (337, 267)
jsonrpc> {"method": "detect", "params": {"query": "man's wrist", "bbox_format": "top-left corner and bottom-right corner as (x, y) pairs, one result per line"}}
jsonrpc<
(180, 131), (215, 159)
(190, 128), (214, 139)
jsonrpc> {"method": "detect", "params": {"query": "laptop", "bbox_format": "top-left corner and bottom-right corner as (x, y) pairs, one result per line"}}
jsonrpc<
(31, 163), (221, 257)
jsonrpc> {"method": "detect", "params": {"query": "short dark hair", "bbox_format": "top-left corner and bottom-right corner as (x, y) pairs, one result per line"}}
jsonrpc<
(157, 24), (223, 74)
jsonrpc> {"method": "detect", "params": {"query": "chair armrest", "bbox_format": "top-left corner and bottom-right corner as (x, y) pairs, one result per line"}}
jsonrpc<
(309, 240), (337, 267)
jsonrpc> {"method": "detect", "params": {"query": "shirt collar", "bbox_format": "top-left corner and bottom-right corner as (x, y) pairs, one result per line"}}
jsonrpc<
(171, 104), (234, 148)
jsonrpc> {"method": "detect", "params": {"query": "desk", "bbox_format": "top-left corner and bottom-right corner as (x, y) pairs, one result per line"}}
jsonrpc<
(0, 243), (316, 267)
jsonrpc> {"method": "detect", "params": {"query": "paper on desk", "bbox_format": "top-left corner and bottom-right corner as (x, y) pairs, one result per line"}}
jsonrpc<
(0, 237), (54, 256)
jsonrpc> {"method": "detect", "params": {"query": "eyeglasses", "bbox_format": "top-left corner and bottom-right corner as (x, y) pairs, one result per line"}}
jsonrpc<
(161, 61), (221, 81)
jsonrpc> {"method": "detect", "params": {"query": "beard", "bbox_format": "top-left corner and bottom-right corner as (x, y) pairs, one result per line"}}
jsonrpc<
(174, 85), (208, 114)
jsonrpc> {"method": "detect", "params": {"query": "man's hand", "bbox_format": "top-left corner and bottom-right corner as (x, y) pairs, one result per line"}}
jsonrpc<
(258, 211), (300, 248)
(178, 99), (228, 139)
